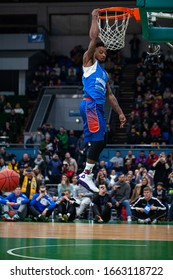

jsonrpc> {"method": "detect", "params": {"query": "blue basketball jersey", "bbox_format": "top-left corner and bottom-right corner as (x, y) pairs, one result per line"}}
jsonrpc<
(82, 60), (109, 104)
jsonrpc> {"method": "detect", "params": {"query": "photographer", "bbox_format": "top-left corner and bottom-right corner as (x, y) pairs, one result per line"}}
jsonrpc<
(29, 185), (56, 222)
(152, 152), (171, 188)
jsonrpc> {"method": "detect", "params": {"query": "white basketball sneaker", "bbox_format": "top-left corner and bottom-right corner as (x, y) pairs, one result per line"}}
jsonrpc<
(77, 172), (99, 193)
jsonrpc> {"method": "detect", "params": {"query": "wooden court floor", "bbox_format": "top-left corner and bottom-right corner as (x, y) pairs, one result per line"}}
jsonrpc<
(0, 221), (173, 260)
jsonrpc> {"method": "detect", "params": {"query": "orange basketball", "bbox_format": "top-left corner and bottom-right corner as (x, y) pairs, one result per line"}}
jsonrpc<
(0, 169), (20, 191)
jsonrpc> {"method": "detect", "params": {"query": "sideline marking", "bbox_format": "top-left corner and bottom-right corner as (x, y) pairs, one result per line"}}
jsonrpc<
(7, 243), (147, 260)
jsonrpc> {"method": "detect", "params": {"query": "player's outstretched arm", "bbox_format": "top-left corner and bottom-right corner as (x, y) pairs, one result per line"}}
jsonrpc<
(83, 8), (100, 67)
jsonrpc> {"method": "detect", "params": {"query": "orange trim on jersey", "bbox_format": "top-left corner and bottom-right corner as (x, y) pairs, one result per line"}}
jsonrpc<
(83, 98), (92, 101)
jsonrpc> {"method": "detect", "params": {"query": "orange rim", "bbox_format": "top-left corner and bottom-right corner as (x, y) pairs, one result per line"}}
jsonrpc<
(98, 7), (140, 22)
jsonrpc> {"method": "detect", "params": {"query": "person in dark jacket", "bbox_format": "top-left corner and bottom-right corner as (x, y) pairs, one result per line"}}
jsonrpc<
(92, 184), (112, 223)
(131, 186), (166, 224)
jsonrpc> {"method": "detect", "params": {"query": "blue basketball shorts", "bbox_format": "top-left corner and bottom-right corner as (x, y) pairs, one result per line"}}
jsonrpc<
(80, 100), (107, 142)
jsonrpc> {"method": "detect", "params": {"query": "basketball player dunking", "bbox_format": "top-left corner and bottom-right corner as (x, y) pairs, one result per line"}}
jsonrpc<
(77, 9), (126, 192)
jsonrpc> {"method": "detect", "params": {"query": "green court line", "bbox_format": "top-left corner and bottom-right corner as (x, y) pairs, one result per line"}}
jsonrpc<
(0, 238), (173, 260)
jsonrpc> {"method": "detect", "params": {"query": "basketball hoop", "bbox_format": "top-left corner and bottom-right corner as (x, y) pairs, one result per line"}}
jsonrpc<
(98, 7), (140, 51)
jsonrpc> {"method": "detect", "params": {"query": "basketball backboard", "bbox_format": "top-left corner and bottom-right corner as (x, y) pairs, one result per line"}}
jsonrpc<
(136, 0), (173, 43)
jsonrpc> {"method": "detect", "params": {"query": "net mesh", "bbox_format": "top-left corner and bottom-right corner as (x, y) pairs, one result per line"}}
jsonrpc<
(98, 12), (130, 50)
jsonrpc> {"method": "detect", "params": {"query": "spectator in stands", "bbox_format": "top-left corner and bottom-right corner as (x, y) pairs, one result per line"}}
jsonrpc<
(150, 122), (161, 142)
(0, 157), (8, 171)
(33, 153), (47, 178)
(55, 189), (78, 222)
(140, 131), (151, 145)
(63, 152), (78, 176)
(95, 169), (109, 189)
(124, 150), (136, 165)
(18, 152), (34, 170)
(126, 127), (141, 145)
(68, 129), (78, 159)
(130, 176), (150, 205)
(20, 167), (41, 200)
(111, 173), (132, 222)
(126, 172), (136, 200)
(4, 102), (12, 113)
(1, 186), (29, 221)
(47, 152), (62, 184)
(108, 169), (118, 189)
(66, 66), (78, 85)
(135, 150), (147, 167)
(146, 150), (159, 168)
(109, 150), (124, 173)
(0, 146), (16, 163)
(122, 158), (136, 175)
(74, 182), (93, 220)
(92, 184), (112, 223)
(2, 121), (17, 143)
(152, 152), (171, 188)
(40, 132), (55, 163)
(126, 111), (141, 134)
(75, 133), (88, 172)
(32, 127), (45, 149)
(42, 123), (57, 141)
(56, 126), (69, 157)
(57, 174), (74, 197)
(8, 158), (20, 173)
(131, 186), (166, 224)
(153, 182), (169, 219)
(30, 185), (56, 222)
(14, 102), (24, 116)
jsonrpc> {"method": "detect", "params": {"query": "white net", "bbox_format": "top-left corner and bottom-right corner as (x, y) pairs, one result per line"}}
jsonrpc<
(98, 12), (130, 50)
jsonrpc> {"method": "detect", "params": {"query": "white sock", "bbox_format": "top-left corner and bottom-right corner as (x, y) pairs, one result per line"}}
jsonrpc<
(84, 163), (95, 174)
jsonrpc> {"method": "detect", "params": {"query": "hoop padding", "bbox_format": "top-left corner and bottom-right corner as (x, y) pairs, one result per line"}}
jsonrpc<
(98, 7), (140, 50)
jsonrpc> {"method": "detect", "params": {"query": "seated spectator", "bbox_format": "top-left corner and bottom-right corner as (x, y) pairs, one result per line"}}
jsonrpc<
(1, 186), (29, 221)
(153, 182), (169, 219)
(126, 127), (141, 145)
(109, 150), (124, 173)
(108, 169), (118, 189)
(4, 102), (12, 113)
(0, 157), (8, 171)
(68, 129), (78, 160)
(29, 185), (56, 222)
(55, 189), (79, 222)
(75, 133), (88, 172)
(74, 183), (93, 219)
(32, 127), (45, 149)
(131, 186), (166, 224)
(146, 150), (159, 168)
(57, 174), (74, 197)
(20, 167), (41, 199)
(47, 152), (62, 183)
(14, 102), (24, 115)
(124, 150), (136, 165)
(94, 169), (110, 189)
(130, 176), (150, 205)
(92, 184), (112, 223)
(150, 122), (161, 142)
(140, 131), (151, 144)
(135, 150), (147, 167)
(18, 152), (34, 170)
(111, 173), (132, 222)
(33, 153), (47, 178)
(122, 159), (136, 175)
(8, 158), (20, 173)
